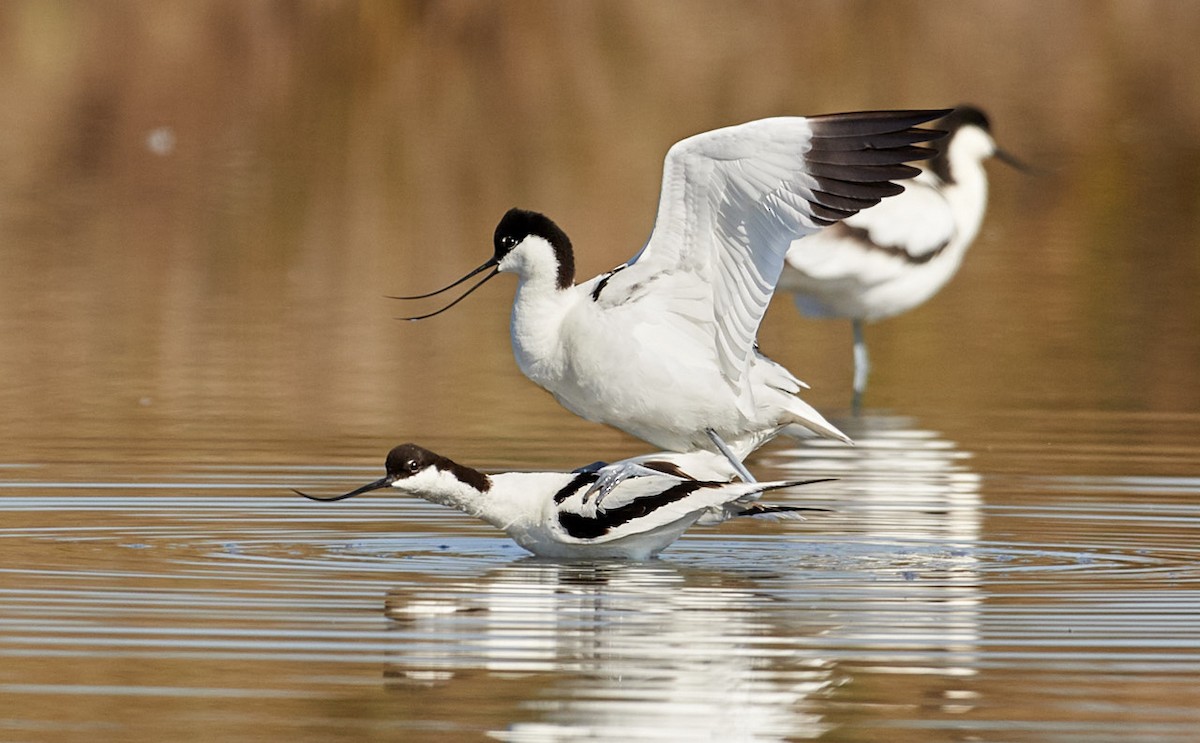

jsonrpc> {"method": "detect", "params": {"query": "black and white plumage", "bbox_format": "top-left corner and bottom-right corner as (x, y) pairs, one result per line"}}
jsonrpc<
(394, 110), (949, 482)
(294, 444), (830, 560)
(778, 106), (1022, 397)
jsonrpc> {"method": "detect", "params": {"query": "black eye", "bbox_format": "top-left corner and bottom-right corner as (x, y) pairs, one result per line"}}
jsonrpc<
(406, 459), (420, 473)
(500, 235), (518, 250)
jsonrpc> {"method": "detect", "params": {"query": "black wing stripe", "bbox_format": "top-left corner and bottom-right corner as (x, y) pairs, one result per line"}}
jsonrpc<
(558, 481), (706, 539)
(835, 223), (953, 266)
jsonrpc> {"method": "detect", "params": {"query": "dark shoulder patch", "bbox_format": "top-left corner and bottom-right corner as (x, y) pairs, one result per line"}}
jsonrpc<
(557, 480), (706, 540)
(553, 471), (600, 504)
(590, 264), (627, 302)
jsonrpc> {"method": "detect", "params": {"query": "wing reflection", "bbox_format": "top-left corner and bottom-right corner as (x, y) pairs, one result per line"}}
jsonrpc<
(764, 412), (983, 685)
(764, 412), (982, 545)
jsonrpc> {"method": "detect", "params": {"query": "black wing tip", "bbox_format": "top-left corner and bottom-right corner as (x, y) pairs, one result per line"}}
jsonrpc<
(757, 477), (838, 493)
(811, 176), (905, 200)
(739, 504), (834, 516)
(806, 161), (924, 183)
(808, 109), (953, 143)
(810, 108), (954, 126)
(804, 144), (941, 167)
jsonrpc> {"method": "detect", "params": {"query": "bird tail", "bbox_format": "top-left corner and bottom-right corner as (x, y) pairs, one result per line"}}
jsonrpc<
(748, 352), (852, 445)
(780, 399), (853, 444)
(694, 477), (834, 526)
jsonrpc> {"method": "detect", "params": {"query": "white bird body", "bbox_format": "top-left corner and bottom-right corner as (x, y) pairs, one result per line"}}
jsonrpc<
(400, 110), (949, 471)
(508, 250), (824, 456)
(296, 444), (827, 560)
(780, 113), (996, 322)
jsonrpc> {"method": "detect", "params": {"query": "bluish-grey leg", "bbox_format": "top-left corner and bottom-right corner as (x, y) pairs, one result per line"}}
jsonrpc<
(706, 428), (756, 483)
(852, 319), (869, 411)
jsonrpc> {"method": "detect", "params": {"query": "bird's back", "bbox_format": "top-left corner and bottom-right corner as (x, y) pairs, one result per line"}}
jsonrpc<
(781, 167), (986, 321)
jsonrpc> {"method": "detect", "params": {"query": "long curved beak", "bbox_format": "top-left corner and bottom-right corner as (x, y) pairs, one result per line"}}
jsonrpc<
(293, 476), (392, 502)
(388, 258), (501, 321)
(995, 146), (1033, 173)
(389, 258), (498, 300)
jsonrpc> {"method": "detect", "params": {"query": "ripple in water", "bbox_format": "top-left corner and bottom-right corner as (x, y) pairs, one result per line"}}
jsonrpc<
(1, 413), (1199, 740)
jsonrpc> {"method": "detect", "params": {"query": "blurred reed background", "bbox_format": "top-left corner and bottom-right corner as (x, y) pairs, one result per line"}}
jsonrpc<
(0, 1), (1197, 467)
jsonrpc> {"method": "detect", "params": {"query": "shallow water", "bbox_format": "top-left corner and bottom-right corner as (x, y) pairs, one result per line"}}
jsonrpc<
(3, 3), (1200, 742)
(2, 412), (1198, 741)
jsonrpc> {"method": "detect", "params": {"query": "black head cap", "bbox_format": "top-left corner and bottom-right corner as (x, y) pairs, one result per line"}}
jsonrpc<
(384, 443), (491, 492)
(493, 208), (575, 290)
(929, 105), (993, 184)
(941, 105), (991, 134)
(384, 443), (442, 480)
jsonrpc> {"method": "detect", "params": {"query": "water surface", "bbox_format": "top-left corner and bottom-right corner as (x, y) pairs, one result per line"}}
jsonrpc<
(2, 411), (1198, 741)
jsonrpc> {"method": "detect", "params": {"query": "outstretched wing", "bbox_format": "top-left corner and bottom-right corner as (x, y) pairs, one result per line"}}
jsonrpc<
(608, 110), (948, 389)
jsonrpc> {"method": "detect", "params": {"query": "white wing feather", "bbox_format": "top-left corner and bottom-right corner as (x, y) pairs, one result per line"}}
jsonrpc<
(621, 118), (831, 389)
(601, 111), (944, 393)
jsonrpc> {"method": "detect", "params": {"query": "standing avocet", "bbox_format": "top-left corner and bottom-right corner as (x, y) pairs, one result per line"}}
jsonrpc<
(397, 110), (949, 483)
(778, 106), (1023, 400)
(294, 444), (830, 560)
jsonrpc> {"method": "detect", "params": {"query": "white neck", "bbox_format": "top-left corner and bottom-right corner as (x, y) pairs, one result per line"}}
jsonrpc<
(392, 468), (493, 519)
(941, 127), (994, 247)
(509, 277), (578, 385)
(484, 472), (574, 530)
(393, 469), (570, 533)
(500, 238), (580, 388)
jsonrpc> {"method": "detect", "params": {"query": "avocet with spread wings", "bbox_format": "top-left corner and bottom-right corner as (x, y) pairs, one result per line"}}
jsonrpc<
(398, 110), (949, 482)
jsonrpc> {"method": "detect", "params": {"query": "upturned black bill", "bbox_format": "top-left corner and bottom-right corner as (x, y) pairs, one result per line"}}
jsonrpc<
(293, 477), (391, 502)
(389, 259), (500, 321)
